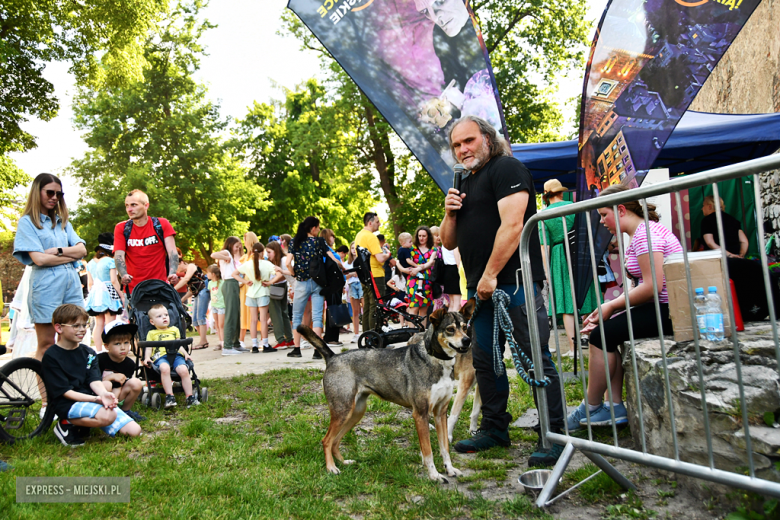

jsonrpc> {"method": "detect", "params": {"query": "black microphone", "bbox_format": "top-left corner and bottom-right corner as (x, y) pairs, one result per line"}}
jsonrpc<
(453, 163), (467, 193)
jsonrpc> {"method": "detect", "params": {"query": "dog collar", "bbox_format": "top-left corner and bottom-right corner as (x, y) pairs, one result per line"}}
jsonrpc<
(424, 327), (454, 361)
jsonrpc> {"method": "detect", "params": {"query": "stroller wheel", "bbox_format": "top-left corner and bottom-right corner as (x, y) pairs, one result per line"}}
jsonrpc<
(151, 393), (162, 410)
(200, 388), (209, 403)
(358, 331), (384, 349)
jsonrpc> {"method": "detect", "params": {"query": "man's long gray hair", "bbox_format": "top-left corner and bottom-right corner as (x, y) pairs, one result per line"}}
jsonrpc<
(448, 115), (512, 160)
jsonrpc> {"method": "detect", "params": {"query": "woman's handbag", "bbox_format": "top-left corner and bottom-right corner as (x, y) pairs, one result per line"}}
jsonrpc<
(269, 282), (287, 300)
(328, 303), (353, 328)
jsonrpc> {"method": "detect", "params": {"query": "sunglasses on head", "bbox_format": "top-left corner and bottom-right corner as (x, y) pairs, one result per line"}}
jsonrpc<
(44, 189), (64, 199)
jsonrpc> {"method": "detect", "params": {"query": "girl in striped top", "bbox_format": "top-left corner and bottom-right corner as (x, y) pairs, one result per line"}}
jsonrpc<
(567, 184), (682, 430)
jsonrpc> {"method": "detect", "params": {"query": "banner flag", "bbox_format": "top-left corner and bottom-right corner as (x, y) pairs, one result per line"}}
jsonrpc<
(287, 0), (507, 192)
(573, 0), (761, 306)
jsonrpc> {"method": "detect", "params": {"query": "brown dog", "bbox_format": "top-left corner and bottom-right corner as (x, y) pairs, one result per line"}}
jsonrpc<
(297, 301), (475, 482)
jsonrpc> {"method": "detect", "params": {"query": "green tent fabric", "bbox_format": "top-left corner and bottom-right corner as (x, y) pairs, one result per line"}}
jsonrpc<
(687, 176), (758, 257)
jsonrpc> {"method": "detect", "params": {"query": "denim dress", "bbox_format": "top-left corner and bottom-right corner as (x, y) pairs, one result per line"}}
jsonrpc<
(13, 214), (86, 323)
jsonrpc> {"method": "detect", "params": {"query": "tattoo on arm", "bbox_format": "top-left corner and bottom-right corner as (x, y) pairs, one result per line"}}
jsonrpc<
(115, 252), (128, 277)
(168, 250), (179, 276)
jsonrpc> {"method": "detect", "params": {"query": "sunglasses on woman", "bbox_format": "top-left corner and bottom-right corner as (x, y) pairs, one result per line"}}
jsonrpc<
(44, 189), (64, 199)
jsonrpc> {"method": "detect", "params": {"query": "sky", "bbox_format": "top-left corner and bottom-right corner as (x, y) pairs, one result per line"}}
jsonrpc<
(8, 0), (605, 207)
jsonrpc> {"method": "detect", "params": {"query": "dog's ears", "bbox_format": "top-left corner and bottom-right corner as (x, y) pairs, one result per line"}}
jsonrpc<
(429, 308), (448, 329)
(461, 298), (477, 321)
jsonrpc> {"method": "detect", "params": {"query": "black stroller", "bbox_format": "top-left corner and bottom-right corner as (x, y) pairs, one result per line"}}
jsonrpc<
(129, 279), (208, 409)
(353, 246), (426, 349)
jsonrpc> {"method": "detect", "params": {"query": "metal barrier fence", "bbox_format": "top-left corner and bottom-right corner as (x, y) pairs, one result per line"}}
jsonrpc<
(518, 153), (780, 507)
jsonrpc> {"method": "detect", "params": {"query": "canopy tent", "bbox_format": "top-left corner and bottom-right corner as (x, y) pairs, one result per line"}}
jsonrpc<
(512, 111), (780, 192)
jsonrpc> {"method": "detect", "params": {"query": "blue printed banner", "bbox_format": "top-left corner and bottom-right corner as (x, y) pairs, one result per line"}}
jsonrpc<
(573, 0), (761, 305)
(287, 0), (507, 192)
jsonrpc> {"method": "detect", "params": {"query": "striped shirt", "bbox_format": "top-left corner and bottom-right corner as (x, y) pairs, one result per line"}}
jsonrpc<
(625, 221), (682, 304)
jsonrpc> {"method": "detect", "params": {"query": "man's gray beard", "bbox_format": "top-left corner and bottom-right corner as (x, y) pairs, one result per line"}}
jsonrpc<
(465, 140), (491, 171)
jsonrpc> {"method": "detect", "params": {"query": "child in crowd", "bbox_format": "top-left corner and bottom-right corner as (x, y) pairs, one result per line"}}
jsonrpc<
(233, 243), (276, 353)
(98, 320), (146, 423)
(343, 242), (364, 338)
(207, 265), (225, 351)
(142, 303), (199, 409)
(42, 304), (141, 447)
(394, 232), (414, 279)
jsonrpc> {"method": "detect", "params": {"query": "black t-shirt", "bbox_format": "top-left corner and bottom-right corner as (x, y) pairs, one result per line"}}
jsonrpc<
(456, 156), (545, 289)
(42, 344), (101, 419)
(397, 248), (412, 270)
(701, 212), (742, 255)
(97, 352), (136, 388)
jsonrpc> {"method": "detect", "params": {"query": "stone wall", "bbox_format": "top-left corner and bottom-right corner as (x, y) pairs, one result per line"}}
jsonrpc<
(689, 0), (780, 253)
(623, 324), (780, 499)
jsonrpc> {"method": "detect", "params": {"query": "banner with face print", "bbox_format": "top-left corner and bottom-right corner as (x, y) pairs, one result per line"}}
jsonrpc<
(572, 0), (761, 306)
(287, 0), (507, 192)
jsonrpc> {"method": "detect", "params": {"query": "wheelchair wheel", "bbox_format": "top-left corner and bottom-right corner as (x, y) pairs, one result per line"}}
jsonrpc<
(150, 392), (162, 410)
(200, 388), (209, 404)
(358, 331), (384, 349)
(0, 357), (54, 443)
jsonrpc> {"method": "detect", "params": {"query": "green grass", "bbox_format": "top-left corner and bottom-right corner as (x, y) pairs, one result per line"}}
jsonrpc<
(0, 359), (683, 519)
(0, 368), (575, 519)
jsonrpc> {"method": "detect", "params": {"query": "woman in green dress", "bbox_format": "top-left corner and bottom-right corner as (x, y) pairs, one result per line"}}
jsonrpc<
(540, 179), (597, 351)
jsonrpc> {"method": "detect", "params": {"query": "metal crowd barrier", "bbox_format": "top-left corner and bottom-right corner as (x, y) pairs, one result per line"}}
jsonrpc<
(518, 153), (780, 507)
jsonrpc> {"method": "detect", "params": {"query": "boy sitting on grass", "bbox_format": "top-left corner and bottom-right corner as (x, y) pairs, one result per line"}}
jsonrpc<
(98, 320), (147, 422)
(42, 304), (142, 447)
(142, 303), (199, 409)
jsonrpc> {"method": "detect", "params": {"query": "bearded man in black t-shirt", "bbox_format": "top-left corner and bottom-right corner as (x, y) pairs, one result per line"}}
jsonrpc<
(440, 116), (565, 467)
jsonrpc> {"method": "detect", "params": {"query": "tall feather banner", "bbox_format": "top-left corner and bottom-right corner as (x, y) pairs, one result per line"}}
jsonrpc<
(574, 0), (762, 306)
(287, 0), (507, 192)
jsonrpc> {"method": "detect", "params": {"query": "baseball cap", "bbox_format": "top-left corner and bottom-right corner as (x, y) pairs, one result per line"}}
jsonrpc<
(102, 319), (138, 342)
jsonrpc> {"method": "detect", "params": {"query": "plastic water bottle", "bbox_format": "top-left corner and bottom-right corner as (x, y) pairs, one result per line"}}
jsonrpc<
(705, 286), (724, 342)
(694, 288), (707, 340)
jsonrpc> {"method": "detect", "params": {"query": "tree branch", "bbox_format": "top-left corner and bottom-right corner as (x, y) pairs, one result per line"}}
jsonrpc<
(486, 8), (533, 53)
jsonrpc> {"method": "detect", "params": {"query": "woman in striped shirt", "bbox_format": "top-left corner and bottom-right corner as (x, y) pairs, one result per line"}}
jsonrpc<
(567, 184), (682, 430)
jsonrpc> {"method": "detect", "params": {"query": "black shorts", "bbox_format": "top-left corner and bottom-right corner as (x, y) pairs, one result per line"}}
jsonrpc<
(442, 265), (461, 295)
(589, 302), (673, 353)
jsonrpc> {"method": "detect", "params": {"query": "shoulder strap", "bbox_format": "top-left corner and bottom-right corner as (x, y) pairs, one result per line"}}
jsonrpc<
(123, 220), (133, 244)
(151, 217), (165, 243)
(151, 217), (169, 274)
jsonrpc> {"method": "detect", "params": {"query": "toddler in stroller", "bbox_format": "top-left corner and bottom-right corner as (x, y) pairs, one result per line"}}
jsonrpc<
(130, 280), (209, 410)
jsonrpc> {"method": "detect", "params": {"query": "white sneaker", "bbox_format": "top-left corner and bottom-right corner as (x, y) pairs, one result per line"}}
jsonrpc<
(350, 335), (358, 343)
(222, 348), (241, 356)
(301, 340), (312, 349)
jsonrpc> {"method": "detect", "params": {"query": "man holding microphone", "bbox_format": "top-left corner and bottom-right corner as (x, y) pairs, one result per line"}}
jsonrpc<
(440, 116), (565, 467)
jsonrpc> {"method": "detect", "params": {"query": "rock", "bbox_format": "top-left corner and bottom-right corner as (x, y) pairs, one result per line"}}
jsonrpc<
(732, 426), (780, 456)
(623, 324), (780, 498)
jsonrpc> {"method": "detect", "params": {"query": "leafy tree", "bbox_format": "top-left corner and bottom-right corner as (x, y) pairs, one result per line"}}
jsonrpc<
(0, 156), (30, 231)
(0, 0), (168, 155)
(231, 77), (378, 246)
(473, 0), (591, 143)
(69, 0), (263, 259)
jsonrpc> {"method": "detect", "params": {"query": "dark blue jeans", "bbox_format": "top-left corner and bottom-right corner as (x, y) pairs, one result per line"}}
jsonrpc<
(469, 283), (564, 433)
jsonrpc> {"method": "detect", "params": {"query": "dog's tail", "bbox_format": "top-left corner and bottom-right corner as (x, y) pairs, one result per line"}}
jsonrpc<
(296, 325), (335, 362)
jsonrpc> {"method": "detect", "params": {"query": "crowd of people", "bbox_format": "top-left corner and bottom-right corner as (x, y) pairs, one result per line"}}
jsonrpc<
(4, 114), (725, 469)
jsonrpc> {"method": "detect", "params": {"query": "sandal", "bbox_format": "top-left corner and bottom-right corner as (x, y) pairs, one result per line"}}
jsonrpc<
(193, 343), (209, 350)
(212, 345), (222, 351)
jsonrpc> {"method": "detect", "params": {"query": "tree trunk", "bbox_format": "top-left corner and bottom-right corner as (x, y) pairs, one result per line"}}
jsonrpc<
(364, 103), (402, 239)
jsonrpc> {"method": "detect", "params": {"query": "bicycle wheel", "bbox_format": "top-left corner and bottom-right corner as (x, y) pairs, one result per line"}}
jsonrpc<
(0, 357), (54, 443)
